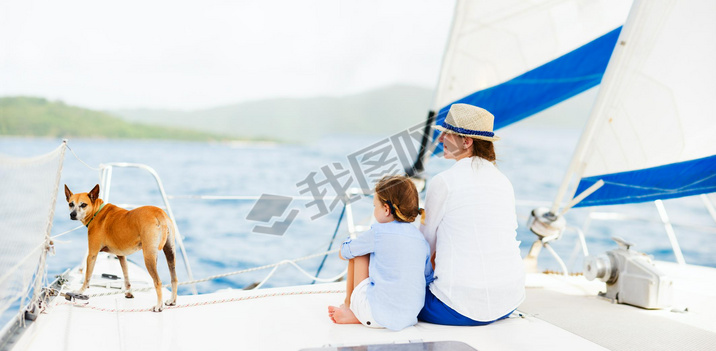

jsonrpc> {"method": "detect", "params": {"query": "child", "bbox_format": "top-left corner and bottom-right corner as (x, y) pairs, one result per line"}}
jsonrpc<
(327, 175), (431, 331)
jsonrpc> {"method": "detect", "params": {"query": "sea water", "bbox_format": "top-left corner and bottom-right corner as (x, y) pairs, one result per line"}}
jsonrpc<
(1, 124), (715, 326)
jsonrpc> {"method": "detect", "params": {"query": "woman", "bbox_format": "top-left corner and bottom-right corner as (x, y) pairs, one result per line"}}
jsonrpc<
(419, 103), (525, 326)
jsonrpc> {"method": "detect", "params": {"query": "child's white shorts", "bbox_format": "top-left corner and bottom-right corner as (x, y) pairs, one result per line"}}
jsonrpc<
(349, 278), (383, 328)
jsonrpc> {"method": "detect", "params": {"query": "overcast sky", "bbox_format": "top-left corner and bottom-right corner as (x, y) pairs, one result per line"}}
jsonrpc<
(0, 0), (455, 110)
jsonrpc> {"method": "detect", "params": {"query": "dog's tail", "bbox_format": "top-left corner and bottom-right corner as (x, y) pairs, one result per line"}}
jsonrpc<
(157, 214), (174, 251)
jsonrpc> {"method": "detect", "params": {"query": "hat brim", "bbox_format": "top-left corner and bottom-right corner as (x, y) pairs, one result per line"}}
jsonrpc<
(433, 125), (500, 142)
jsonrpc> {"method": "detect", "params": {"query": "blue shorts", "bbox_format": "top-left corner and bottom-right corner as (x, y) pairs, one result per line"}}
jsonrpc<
(417, 286), (513, 326)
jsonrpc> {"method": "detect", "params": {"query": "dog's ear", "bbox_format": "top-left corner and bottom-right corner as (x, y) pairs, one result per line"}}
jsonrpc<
(64, 184), (73, 202)
(88, 184), (100, 202)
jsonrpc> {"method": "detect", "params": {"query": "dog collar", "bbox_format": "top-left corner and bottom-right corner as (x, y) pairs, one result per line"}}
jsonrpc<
(85, 203), (106, 228)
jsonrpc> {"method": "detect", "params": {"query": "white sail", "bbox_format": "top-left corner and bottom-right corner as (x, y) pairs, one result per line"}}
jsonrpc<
(432, 0), (631, 124)
(411, 0), (633, 173)
(556, 0), (716, 209)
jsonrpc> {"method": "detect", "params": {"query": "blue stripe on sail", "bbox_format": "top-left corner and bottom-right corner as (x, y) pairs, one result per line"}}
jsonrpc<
(432, 27), (622, 155)
(573, 155), (716, 208)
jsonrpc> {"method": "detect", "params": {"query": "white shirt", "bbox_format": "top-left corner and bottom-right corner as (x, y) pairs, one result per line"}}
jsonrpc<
(421, 157), (525, 321)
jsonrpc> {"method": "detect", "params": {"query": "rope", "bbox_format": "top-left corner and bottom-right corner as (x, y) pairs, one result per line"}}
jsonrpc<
(81, 248), (340, 298)
(0, 239), (50, 287)
(54, 289), (345, 313)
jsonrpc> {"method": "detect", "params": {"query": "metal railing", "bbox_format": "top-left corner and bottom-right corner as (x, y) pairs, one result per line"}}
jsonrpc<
(523, 194), (716, 275)
(96, 161), (716, 281)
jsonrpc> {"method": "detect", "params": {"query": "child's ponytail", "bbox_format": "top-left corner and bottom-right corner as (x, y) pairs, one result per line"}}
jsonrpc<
(375, 176), (420, 223)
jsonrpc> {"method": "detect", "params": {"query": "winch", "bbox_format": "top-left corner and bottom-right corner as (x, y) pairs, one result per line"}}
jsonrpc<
(584, 237), (673, 309)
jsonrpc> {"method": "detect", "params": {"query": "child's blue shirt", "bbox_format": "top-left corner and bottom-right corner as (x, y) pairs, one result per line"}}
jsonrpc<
(340, 221), (431, 331)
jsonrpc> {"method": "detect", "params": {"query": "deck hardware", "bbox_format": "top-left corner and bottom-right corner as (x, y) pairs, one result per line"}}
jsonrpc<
(24, 302), (40, 321)
(63, 292), (89, 302)
(585, 237), (673, 309)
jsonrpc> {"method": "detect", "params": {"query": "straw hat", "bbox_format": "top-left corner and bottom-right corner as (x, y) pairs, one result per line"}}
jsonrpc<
(434, 103), (500, 142)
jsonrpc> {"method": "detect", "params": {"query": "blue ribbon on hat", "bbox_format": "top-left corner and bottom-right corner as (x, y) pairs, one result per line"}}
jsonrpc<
(441, 121), (495, 137)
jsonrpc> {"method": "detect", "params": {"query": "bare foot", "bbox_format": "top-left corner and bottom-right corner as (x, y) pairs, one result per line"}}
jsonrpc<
(327, 304), (360, 324)
(327, 305), (339, 322)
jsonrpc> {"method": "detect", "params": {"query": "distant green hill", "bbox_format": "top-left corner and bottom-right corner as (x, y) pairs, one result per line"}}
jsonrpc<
(111, 85), (434, 142)
(0, 97), (237, 141)
(108, 84), (592, 143)
(1, 85), (593, 143)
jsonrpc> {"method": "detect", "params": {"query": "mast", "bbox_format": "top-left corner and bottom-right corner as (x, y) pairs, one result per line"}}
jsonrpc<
(406, 110), (435, 177)
(407, 0), (462, 177)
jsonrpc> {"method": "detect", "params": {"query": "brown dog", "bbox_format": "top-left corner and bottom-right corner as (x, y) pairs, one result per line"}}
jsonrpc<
(64, 184), (178, 312)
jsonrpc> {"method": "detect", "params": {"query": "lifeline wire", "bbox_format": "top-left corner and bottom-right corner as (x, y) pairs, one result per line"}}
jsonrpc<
(51, 225), (85, 240)
(311, 201), (346, 284)
(65, 143), (100, 171)
(76, 248), (341, 298)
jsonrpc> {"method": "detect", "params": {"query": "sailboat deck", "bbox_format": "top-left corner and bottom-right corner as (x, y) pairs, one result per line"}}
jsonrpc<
(521, 263), (716, 351)
(6, 253), (715, 351)
(13, 286), (605, 351)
